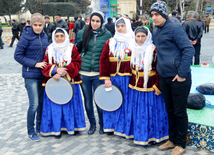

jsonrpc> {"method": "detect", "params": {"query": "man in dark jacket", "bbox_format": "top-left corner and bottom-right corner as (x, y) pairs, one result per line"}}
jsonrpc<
(9, 19), (19, 47)
(73, 16), (81, 44)
(17, 18), (26, 36)
(170, 11), (180, 23)
(54, 14), (69, 33)
(44, 15), (55, 44)
(150, 1), (195, 155)
(0, 23), (3, 49)
(105, 17), (115, 36)
(183, 12), (203, 65)
(131, 15), (143, 31)
(78, 16), (85, 30)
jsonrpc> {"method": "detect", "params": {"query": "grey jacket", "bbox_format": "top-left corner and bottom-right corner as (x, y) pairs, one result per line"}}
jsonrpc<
(54, 19), (69, 33)
(170, 15), (180, 24)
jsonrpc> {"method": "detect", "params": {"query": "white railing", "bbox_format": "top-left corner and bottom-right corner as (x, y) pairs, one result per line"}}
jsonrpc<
(2, 27), (13, 42)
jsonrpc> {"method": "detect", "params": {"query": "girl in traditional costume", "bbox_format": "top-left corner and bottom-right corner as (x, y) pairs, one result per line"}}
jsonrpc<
(99, 18), (134, 138)
(129, 26), (168, 145)
(40, 28), (86, 138)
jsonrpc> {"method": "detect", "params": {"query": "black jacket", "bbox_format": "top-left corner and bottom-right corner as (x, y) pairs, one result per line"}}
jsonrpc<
(79, 19), (85, 30)
(54, 19), (69, 33)
(183, 19), (203, 44)
(44, 22), (55, 42)
(12, 23), (19, 36)
(73, 20), (81, 33)
(105, 22), (115, 36)
(17, 23), (26, 35)
(131, 21), (143, 31)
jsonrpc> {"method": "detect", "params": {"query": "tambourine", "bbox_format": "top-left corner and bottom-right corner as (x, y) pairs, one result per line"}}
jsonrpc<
(94, 84), (123, 111)
(45, 77), (74, 104)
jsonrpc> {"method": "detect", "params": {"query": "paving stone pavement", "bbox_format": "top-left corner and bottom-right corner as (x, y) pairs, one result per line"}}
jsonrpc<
(0, 30), (214, 155)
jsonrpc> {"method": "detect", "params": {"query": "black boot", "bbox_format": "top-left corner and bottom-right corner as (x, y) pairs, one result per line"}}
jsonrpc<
(88, 126), (96, 135)
(99, 127), (104, 134)
(106, 132), (114, 135)
(55, 134), (61, 139)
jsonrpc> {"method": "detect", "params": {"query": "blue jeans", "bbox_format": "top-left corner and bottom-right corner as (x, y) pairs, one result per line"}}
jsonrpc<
(73, 31), (78, 44)
(25, 79), (44, 135)
(80, 75), (103, 127)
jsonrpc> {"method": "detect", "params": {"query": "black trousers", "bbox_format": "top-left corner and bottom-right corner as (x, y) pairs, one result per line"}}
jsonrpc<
(205, 25), (209, 33)
(159, 73), (191, 148)
(10, 34), (19, 46)
(193, 44), (201, 65)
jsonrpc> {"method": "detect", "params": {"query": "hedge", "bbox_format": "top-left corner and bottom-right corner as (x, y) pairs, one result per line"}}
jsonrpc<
(42, 3), (76, 17)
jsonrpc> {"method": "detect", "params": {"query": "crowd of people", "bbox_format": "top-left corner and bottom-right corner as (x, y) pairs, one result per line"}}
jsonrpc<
(9, 1), (212, 155)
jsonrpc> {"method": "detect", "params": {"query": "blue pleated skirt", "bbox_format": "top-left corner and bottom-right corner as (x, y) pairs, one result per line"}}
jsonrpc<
(129, 88), (169, 145)
(40, 84), (86, 136)
(103, 75), (133, 139)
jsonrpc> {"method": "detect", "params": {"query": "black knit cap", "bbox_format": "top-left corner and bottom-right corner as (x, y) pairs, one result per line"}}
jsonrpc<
(150, 1), (168, 19)
(135, 26), (148, 35)
(90, 11), (105, 25)
(55, 29), (64, 34)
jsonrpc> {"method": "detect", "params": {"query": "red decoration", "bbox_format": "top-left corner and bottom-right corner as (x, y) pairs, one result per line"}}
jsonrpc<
(63, 57), (68, 62)
(124, 49), (130, 54)
(142, 61), (144, 65)
(202, 62), (207, 66)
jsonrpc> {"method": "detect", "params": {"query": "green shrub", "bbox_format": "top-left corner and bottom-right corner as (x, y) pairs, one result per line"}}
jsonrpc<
(42, 2), (75, 17)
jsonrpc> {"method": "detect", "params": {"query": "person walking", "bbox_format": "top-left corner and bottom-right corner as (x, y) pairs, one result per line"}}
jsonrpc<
(43, 15), (55, 44)
(14, 13), (49, 141)
(183, 12), (203, 65)
(9, 19), (19, 47)
(150, 1), (195, 154)
(0, 23), (3, 49)
(76, 11), (111, 135)
(204, 13), (211, 33)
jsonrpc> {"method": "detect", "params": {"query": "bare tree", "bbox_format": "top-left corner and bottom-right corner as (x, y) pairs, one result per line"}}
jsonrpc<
(211, 0), (214, 17)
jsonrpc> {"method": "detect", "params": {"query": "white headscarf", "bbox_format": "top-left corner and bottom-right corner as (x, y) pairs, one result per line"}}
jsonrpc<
(113, 17), (134, 43)
(130, 26), (155, 88)
(109, 17), (134, 58)
(47, 28), (72, 65)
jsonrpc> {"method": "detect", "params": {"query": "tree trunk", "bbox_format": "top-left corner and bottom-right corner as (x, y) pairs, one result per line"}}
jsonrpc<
(176, 0), (179, 10)
(196, 0), (200, 12)
(211, 1), (214, 18)
(9, 13), (12, 27)
(179, 0), (183, 19)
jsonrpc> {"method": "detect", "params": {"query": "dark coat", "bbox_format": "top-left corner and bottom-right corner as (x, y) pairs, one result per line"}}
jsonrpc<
(54, 19), (69, 33)
(44, 22), (55, 42)
(170, 15), (181, 23)
(183, 19), (203, 44)
(79, 19), (85, 30)
(14, 26), (49, 79)
(17, 23), (26, 35)
(105, 22), (115, 36)
(131, 21), (143, 31)
(73, 20), (81, 33)
(12, 23), (19, 36)
(152, 19), (195, 78)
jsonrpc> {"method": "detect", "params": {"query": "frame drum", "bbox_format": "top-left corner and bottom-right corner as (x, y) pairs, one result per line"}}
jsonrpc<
(94, 84), (123, 111)
(45, 77), (74, 104)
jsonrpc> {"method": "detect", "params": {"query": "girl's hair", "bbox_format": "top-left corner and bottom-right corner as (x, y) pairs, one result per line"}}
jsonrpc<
(82, 16), (102, 54)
